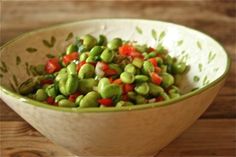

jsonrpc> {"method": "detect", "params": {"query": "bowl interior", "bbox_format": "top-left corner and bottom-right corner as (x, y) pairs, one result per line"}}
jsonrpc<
(0, 19), (229, 98)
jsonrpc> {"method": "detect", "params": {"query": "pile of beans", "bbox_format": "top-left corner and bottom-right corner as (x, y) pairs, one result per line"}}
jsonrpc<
(18, 34), (188, 108)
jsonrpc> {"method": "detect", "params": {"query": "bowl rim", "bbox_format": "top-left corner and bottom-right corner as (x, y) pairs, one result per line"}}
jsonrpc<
(0, 18), (231, 113)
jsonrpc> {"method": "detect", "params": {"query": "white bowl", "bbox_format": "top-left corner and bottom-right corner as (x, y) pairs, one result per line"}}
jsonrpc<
(0, 19), (230, 156)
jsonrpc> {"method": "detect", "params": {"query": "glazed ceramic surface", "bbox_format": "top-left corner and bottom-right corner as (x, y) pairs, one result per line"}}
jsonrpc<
(0, 19), (230, 156)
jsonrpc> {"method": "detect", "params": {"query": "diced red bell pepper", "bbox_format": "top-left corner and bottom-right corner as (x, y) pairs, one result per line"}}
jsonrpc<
(113, 78), (122, 85)
(98, 98), (113, 106)
(150, 72), (162, 85)
(154, 66), (162, 73)
(76, 61), (86, 72)
(45, 58), (61, 74)
(156, 96), (164, 102)
(68, 92), (81, 102)
(119, 44), (135, 56)
(46, 97), (54, 105)
(130, 52), (144, 59)
(148, 47), (155, 53)
(121, 94), (129, 101)
(149, 58), (158, 67)
(123, 84), (135, 94)
(40, 79), (54, 85)
(101, 62), (109, 71)
(63, 52), (78, 65)
(104, 68), (117, 76)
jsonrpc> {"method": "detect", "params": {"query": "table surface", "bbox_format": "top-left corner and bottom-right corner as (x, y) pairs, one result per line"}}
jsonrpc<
(0, 1), (236, 157)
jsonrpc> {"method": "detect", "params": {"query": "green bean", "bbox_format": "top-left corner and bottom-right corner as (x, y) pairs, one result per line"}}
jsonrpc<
(120, 72), (135, 84)
(65, 74), (79, 95)
(148, 83), (164, 96)
(45, 84), (58, 98)
(172, 62), (187, 74)
(66, 44), (78, 55)
(82, 34), (97, 50)
(90, 46), (103, 57)
(79, 53), (88, 61)
(97, 35), (107, 46)
(35, 89), (47, 101)
(55, 95), (66, 103)
(67, 62), (77, 75)
(143, 60), (154, 74)
(107, 38), (122, 50)
(100, 48), (115, 63)
(19, 78), (39, 95)
(58, 99), (76, 107)
(116, 101), (134, 107)
(80, 91), (100, 108)
(134, 82), (149, 95)
(98, 78), (110, 93)
(160, 72), (174, 88)
(78, 78), (98, 94)
(132, 58), (143, 68)
(134, 75), (149, 82)
(78, 63), (95, 79)
(101, 84), (122, 98)
(124, 64), (136, 74)
(75, 95), (84, 106)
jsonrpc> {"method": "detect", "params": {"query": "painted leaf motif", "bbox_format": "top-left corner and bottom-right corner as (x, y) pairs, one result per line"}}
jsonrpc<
(151, 29), (157, 40)
(26, 47), (37, 53)
(135, 26), (143, 34)
(65, 32), (74, 41)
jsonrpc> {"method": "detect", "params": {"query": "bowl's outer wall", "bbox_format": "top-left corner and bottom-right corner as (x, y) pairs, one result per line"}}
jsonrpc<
(1, 78), (225, 156)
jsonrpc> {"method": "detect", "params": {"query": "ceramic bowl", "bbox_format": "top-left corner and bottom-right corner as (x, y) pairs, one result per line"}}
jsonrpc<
(0, 19), (230, 156)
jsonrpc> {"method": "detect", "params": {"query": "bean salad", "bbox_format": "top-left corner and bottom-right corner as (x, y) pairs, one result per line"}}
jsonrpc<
(18, 34), (188, 108)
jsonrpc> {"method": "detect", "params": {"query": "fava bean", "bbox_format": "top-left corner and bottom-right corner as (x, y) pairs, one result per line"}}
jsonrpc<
(107, 38), (122, 50)
(116, 101), (134, 107)
(134, 75), (149, 82)
(67, 62), (77, 75)
(143, 60), (154, 74)
(35, 89), (47, 101)
(120, 72), (135, 84)
(100, 49), (115, 63)
(75, 95), (84, 106)
(55, 95), (66, 103)
(82, 34), (97, 50)
(90, 46), (103, 57)
(66, 44), (78, 55)
(80, 91), (100, 108)
(66, 74), (79, 95)
(124, 64), (136, 74)
(132, 58), (143, 68)
(97, 35), (107, 46)
(134, 82), (149, 95)
(78, 78), (98, 94)
(148, 83), (164, 96)
(45, 84), (58, 98)
(58, 99), (76, 107)
(78, 63), (95, 79)
(101, 84), (122, 98)
(160, 72), (174, 88)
